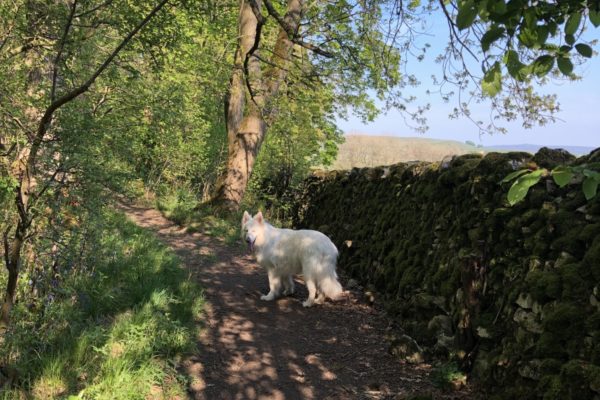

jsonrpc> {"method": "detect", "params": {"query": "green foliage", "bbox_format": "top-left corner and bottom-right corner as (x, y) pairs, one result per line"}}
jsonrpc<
(550, 166), (574, 188)
(590, 10), (600, 27)
(482, 62), (502, 97)
(454, 0), (598, 79)
(582, 173), (600, 200)
(246, 81), (344, 224)
(506, 169), (546, 206)
(431, 362), (466, 390)
(456, 0), (478, 30)
(442, 0), (599, 132)
(503, 165), (600, 205)
(156, 186), (198, 226)
(575, 43), (593, 58)
(0, 175), (17, 205)
(1, 210), (203, 398)
(156, 190), (241, 245)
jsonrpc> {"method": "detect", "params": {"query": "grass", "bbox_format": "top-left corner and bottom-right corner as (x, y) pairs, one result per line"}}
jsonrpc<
(431, 361), (467, 391)
(155, 188), (242, 247)
(155, 187), (198, 226)
(0, 211), (204, 399)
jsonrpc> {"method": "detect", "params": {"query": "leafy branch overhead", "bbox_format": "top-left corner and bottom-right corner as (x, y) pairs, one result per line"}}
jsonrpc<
(441, 0), (598, 133)
(502, 165), (600, 206)
(459, 0), (597, 87)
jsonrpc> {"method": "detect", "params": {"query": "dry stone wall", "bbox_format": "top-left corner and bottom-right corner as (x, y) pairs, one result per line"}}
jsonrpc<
(294, 149), (600, 399)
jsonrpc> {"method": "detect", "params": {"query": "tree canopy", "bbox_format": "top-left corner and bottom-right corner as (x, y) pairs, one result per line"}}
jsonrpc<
(437, 0), (598, 132)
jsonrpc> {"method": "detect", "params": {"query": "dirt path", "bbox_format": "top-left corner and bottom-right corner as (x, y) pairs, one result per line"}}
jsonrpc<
(121, 204), (473, 400)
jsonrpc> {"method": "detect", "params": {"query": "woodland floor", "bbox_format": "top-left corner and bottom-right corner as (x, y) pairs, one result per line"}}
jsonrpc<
(121, 203), (477, 400)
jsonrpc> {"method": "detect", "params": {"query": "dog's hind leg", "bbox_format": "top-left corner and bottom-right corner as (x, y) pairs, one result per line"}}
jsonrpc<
(261, 269), (282, 301)
(282, 275), (295, 296)
(315, 290), (326, 304)
(302, 279), (317, 307)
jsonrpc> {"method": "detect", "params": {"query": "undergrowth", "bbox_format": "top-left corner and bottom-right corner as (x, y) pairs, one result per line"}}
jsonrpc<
(0, 211), (204, 399)
(154, 184), (297, 246)
(155, 187), (242, 246)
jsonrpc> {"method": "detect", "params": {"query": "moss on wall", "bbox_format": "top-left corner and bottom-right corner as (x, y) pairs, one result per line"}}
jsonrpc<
(294, 148), (600, 399)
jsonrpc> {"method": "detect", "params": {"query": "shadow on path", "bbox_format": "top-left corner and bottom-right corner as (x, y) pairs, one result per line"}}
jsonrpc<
(121, 203), (472, 400)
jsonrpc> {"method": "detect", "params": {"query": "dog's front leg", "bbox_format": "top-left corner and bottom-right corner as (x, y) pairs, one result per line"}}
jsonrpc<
(302, 279), (317, 307)
(261, 269), (281, 301)
(282, 275), (295, 296)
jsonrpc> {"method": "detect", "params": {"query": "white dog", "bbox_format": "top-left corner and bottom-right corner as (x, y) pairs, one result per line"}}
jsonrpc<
(241, 211), (343, 307)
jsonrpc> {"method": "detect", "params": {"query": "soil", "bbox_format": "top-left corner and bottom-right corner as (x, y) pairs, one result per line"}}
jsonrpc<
(121, 203), (477, 400)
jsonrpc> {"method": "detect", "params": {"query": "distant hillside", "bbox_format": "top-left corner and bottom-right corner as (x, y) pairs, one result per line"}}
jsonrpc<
(330, 135), (481, 169)
(329, 135), (597, 170)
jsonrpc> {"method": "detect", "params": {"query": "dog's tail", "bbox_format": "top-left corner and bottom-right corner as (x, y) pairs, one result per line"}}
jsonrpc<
(320, 274), (343, 300)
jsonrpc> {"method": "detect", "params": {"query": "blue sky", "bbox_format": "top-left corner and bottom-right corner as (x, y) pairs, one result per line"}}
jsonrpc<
(337, 12), (600, 147)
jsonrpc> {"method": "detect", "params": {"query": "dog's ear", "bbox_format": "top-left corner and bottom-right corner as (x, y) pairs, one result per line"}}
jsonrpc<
(255, 211), (264, 224)
(242, 210), (251, 225)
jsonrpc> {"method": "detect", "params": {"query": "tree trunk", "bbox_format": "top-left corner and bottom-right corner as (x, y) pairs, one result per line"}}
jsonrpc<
(214, 112), (266, 210)
(210, 0), (304, 211)
(1, 226), (25, 328)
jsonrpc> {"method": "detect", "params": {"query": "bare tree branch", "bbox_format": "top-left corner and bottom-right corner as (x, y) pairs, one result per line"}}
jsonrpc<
(438, 0), (479, 63)
(0, 143), (16, 157)
(244, 0), (266, 104)
(74, 0), (113, 18)
(34, 165), (62, 201)
(3, 228), (10, 271)
(51, 0), (78, 102)
(261, 0), (333, 58)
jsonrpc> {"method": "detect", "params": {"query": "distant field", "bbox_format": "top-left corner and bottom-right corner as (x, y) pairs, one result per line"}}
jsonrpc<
(328, 134), (596, 170)
(329, 135), (482, 169)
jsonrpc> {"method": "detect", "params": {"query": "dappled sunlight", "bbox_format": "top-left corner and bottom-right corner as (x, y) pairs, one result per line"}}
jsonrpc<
(305, 354), (338, 381)
(123, 204), (474, 399)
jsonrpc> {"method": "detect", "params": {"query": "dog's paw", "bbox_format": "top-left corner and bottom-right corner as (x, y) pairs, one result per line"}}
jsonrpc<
(260, 293), (274, 301)
(302, 300), (314, 308)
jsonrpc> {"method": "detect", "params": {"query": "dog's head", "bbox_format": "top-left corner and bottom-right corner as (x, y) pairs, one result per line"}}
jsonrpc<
(241, 211), (265, 252)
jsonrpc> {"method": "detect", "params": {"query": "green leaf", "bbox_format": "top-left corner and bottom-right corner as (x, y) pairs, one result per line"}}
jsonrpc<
(575, 43), (593, 58)
(565, 12), (582, 35)
(583, 169), (600, 180)
(456, 1), (478, 30)
(532, 55), (554, 77)
(559, 45), (572, 54)
(582, 177), (599, 200)
(505, 50), (527, 81)
(557, 57), (574, 75)
(518, 27), (537, 47)
(501, 169), (529, 183)
(489, 0), (507, 15)
(535, 25), (549, 47)
(481, 26), (505, 52)
(565, 34), (575, 45)
(481, 62), (502, 97)
(590, 10), (600, 27)
(551, 167), (574, 187)
(507, 169), (545, 206)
